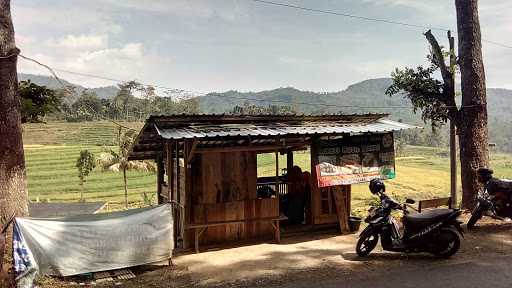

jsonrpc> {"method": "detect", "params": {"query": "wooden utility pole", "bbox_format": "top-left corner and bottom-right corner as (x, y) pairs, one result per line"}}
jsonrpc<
(448, 30), (457, 208)
(0, 0), (29, 219)
(425, 30), (458, 207)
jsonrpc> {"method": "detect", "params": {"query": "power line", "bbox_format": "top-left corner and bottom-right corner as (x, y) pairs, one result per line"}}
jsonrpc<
(0, 52), (19, 59)
(481, 39), (512, 49)
(20, 55), (204, 98)
(209, 93), (477, 110)
(249, 0), (512, 50)
(19, 54), (479, 111)
(52, 68), (205, 96)
(249, 0), (449, 31)
(19, 54), (73, 94)
(19, 54), (139, 131)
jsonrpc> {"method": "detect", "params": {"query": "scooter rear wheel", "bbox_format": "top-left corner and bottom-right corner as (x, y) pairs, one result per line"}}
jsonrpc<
(432, 228), (461, 258)
(356, 233), (379, 257)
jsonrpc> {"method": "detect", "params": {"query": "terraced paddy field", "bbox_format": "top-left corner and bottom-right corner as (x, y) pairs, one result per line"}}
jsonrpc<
(23, 121), (512, 212)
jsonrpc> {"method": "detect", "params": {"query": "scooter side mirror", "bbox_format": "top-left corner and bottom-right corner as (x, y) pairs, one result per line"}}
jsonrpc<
(405, 198), (415, 204)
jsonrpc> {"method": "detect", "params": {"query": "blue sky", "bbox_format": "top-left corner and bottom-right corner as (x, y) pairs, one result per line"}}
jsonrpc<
(13, 0), (512, 93)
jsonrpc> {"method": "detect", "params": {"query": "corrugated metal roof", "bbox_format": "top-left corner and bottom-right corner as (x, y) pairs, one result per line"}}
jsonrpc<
(155, 118), (418, 140)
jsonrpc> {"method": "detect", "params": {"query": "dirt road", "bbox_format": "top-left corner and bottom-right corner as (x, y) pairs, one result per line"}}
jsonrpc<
(39, 217), (512, 288)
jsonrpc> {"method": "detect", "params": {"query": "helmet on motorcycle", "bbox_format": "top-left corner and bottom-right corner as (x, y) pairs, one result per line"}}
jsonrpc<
(369, 178), (385, 194)
(477, 167), (493, 182)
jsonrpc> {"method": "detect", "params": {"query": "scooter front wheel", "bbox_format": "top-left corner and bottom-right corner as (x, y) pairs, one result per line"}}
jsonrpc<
(356, 233), (379, 257)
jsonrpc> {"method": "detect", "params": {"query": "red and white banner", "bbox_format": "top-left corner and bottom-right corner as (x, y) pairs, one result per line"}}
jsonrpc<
(315, 133), (396, 187)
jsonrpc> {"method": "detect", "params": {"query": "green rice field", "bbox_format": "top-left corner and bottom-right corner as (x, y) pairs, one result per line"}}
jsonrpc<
(23, 121), (512, 214)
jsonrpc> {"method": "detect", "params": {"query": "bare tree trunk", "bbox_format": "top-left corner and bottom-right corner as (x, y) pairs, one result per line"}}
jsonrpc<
(0, 0), (28, 219)
(455, 0), (489, 209)
(123, 168), (128, 208)
(1, 2), (27, 284)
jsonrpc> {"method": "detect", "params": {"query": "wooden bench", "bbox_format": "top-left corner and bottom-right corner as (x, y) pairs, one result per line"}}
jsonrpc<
(186, 215), (288, 253)
(418, 197), (452, 213)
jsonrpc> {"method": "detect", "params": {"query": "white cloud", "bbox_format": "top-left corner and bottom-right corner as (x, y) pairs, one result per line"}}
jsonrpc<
(48, 34), (108, 51)
(12, 0), (512, 92)
(70, 43), (144, 70)
(13, 4), (117, 35)
(18, 36), (168, 88)
(99, 0), (248, 21)
(361, 0), (447, 13)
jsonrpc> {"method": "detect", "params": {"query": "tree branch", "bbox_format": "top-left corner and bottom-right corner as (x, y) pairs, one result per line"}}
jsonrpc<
(425, 30), (460, 123)
(425, 30), (452, 84)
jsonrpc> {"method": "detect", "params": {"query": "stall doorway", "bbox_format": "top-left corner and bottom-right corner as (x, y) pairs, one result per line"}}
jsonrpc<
(256, 151), (312, 227)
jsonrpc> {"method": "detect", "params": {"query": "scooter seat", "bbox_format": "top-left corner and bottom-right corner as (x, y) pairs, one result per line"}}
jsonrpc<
(404, 208), (454, 229)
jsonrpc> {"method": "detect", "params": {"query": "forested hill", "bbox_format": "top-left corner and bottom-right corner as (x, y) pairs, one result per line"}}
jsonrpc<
(18, 73), (119, 99)
(198, 78), (512, 124)
(198, 78), (416, 122)
(20, 74), (511, 124)
(18, 73), (512, 151)
(197, 78), (512, 151)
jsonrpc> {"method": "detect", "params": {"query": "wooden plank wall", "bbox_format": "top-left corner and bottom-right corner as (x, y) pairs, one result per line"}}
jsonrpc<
(192, 151), (257, 204)
(192, 199), (279, 245)
(188, 151), (278, 246)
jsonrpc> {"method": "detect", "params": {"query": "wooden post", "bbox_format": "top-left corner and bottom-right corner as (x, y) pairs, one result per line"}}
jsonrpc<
(166, 141), (178, 248)
(179, 141), (190, 248)
(175, 140), (183, 247)
(181, 142), (186, 207)
(450, 121), (457, 207)
(286, 150), (293, 175)
(310, 137), (319, 224)
(448, 30), (458, 208)
(184, 141), (194, 249)
(275, 150), (279, 194)
(166, 142), (173, 202)
(156, 155), (164, 204)
(175, 140), (180, 203)
(333, 186), (350, 233)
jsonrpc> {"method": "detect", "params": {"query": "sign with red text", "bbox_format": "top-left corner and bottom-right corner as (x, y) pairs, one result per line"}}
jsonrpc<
(315, 133), (395, 187)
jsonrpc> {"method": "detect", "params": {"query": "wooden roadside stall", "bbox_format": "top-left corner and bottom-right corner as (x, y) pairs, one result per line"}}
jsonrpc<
(128, 114), (416, 253)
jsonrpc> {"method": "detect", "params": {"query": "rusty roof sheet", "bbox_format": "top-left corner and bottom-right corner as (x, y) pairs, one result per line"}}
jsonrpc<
(155, 118), (417, 140)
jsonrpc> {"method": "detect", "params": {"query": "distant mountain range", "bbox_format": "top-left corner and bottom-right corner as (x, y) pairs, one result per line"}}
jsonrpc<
(198, 78), (418, 122)
(19, 73), (512, 151)
(19, 73), (511, 122)
(18, 73), (120, 100)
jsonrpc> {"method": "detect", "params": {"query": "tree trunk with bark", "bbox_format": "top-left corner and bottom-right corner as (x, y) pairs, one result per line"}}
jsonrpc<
(1, 1), (28, 284)
(455, 0), (489, 209)
(0, 0), (28, 219)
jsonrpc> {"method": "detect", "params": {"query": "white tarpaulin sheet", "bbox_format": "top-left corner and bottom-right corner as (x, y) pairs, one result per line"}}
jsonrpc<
(14, 204), (173, 279)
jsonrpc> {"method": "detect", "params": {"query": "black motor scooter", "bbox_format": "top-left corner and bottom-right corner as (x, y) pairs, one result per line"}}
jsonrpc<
(467, 167), (512, 229)
(356, 179), (464, 258)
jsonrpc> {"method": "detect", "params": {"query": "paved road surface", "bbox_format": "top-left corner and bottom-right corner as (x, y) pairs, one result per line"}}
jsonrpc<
(286, 256), (512, 288)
